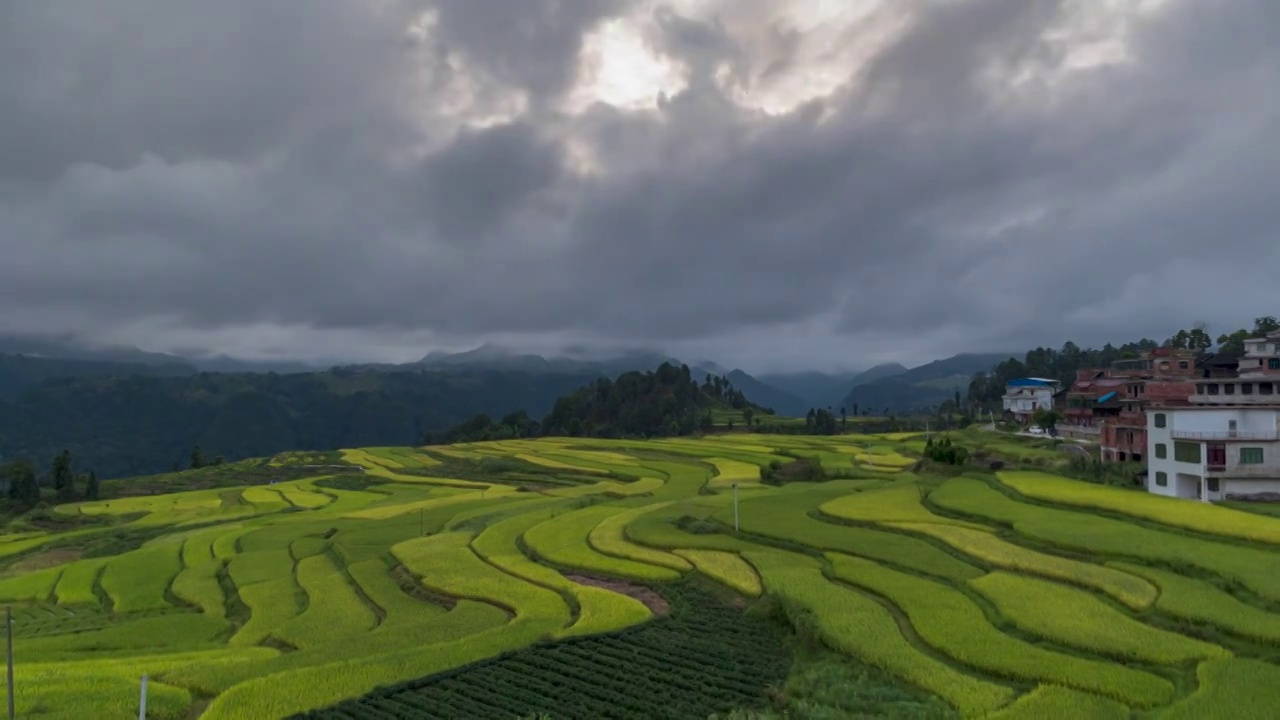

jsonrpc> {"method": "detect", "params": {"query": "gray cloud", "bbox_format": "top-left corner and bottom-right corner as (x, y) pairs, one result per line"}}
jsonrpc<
(1, 0), (1277, 372)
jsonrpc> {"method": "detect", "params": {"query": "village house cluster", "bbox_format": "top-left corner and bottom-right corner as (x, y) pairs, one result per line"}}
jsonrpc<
(1001, 330), (1280, 502)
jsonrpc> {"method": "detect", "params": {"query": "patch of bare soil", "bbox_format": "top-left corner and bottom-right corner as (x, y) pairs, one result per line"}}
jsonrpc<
(6, 548), (82, 574)
(565, 573), (670, 616)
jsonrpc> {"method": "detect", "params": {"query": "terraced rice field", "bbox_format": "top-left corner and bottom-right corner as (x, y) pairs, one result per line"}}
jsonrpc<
(1, 432), (1278, 719)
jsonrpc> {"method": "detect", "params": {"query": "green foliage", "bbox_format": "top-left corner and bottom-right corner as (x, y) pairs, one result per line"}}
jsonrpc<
(758, 458), (826, 484)
(83, 469), (99, 500)
(438, 363), (774, 443)
(0, 367), (607, 479)
(1030, 408), (1061, 430)
(923, 436), (969, 465)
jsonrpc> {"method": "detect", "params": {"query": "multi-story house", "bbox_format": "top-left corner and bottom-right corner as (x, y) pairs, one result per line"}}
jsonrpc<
(1238, 330), (1280, 377)
(1058, 369), (1125, 440)
(1145, 375), (1280, 501)
(1096, 348), (1199, 462)
(1001, 378), (1060, 423)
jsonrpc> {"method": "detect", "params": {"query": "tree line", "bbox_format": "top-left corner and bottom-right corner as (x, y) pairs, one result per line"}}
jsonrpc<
(429, 364), (775, 443)
(2, 449), (99, 508)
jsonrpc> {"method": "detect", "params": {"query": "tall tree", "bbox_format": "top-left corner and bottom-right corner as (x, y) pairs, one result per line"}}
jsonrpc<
(189, 445), (206, 470)
(3, 460), (39, 506)
(51, 449), (75, 502)
(84, 470), (100, 501)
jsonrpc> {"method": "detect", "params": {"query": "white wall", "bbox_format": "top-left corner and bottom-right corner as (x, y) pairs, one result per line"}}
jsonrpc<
(1224, 479), (1280, 497)
(1003, 386), (1056, 414)
(1146, 408), (1204, 498)
(1148, 407), (1280, 500)
(1171, 408), (1280, 435)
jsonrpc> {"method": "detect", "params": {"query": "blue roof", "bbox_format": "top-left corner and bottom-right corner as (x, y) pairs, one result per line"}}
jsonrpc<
(1007, 378), (1056, 387)
(1097, 391), (1117, 403)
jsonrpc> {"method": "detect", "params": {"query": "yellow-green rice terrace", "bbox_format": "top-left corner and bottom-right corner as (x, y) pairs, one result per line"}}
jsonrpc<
(2, 432), (1279, 719)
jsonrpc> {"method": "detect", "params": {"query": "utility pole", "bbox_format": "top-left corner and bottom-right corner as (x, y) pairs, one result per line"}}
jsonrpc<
(6, 606), (13, 720)
(732, 483), (740, 532)
(139, 675), (147, 719)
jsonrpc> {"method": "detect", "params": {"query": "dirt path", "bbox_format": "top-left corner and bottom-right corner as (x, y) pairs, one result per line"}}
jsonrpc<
(565, 573), (670, 616)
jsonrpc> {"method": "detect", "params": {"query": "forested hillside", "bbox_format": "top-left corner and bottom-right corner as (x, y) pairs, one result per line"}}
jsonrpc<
(0, 368), (599, 478)
(0, 353), (195, 400)
(433, 363), (774, 442)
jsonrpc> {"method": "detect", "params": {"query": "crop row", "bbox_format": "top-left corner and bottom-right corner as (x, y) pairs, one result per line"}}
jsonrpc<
(888, 521), (1158, 610)
(995, 470), (1280, 546)
(587, 502), (692, 573)
(168, 600), (508, 696)
(733, 488), (984, 581)
(393, 532), (569, 625)
(521, 505), (682, 582)
(296, 584), (790, 720)
(819, 483), (988, 528)
(470, 509), (651, 638)
(969, 571), (1227, 664)
(742, 550), (1015, 716)
(824, 552), (1174, 706)
(273, 554), (377, 649)
(930, 477), (1280, 601)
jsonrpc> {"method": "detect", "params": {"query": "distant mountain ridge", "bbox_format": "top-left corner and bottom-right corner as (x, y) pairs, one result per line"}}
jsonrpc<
(0, 333), (322, 374)
(840, 353), (1013, 414)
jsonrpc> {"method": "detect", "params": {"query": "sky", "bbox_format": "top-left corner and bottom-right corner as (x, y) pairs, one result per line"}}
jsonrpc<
(2, 0), (1278, 374)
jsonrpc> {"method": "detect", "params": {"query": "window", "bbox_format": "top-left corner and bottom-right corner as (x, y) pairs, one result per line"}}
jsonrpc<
(1154, 413), (1167, 428)
(1179, 361), (1189, 370)
(1241, 447), (1265, 464)
(1270, 358), (1280, 370)
(1208, 384), (1220, 395)
(1207, 478), (1220, 493)
(1208, 444), (1226, 466)
(1159, 362), (1170, 371)
(1263, 383), (1275, 395)
(1155, 471), (1168, 487)
(1196, 384), (1206, 394)
(1224, 383), (1235, 395)
(1174, 441), (1202, 463)
(1243, 383), (1254, 395)
(1155, 443), (1167, 459)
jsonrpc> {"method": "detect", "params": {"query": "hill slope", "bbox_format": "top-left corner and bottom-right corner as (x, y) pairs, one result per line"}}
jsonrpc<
(0, 368), (601, 478)
(0, 436), (1271, 720)
(842, 353), (1012, 413)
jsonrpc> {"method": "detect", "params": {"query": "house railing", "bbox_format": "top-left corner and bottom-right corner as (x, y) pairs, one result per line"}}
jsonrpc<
(1206, 464), (1280, 478)
(1170, 430), (1280, 441)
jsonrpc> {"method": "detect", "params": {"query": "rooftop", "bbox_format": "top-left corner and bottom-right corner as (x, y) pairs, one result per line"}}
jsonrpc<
(1007, 377), (1058, 387)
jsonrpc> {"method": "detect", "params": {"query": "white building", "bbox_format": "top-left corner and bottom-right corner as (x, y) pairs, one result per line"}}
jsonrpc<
(1239, 330), (1280, 378)
(1145, 376), (1280, 502)
(1002, 378), (1060, 422)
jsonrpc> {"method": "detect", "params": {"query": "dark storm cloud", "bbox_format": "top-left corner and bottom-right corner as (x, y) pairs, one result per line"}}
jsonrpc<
(1, 0), (1277, 367)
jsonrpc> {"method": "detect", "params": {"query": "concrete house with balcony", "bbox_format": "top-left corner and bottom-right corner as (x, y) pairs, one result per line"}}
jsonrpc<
(1145, 376), (1280, 502)
(1238, 330), (1280, 378)
(1001, 378), (1060, 423)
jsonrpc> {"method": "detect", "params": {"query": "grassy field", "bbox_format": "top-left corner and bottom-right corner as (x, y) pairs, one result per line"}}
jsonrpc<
(1, 430), (1278, 719)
